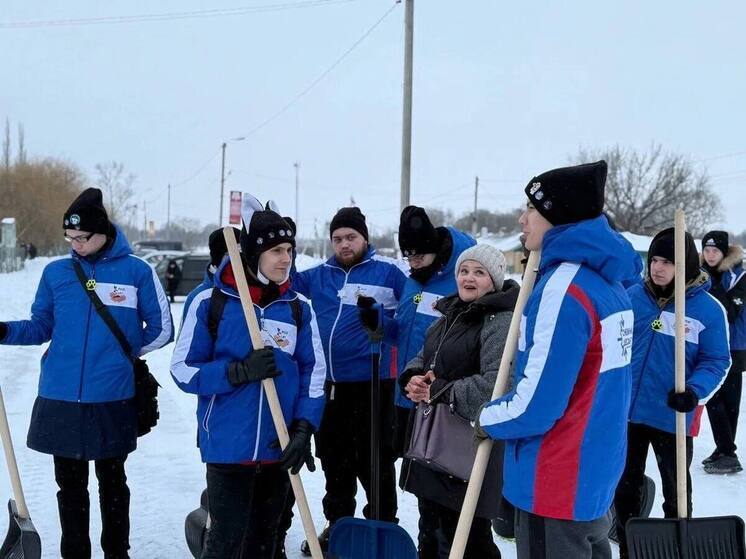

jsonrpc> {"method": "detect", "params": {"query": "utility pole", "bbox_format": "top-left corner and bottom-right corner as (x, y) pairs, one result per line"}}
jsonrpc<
(166, 183), (171, 240)
(219, 142), (227, 226)
(399, 0), (414, 213)
(294, 162), (300, 228)
(472, 176), (479, 236)
(142, 199), (147, 235)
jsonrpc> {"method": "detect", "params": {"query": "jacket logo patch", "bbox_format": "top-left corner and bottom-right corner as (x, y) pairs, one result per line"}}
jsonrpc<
(109, 286), (127, 303)
(271, 327), (290, 349)
(618, 315), (633, 358)
(413, 293), (423, 304)
(652, 319), (663, 331)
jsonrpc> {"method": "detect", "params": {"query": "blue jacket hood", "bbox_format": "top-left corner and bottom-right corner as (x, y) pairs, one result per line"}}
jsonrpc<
(541, 215), (642, 285)
(441, 227), (475, 279)
(72, 224), (133, 262)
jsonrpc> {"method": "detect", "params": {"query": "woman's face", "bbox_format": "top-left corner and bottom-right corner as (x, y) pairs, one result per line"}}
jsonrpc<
(457, 260), (494, 302)
(258, 243), (293, 283)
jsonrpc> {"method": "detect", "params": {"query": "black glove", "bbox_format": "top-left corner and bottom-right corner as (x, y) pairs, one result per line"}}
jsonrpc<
(228, 347), (281, 386)
(667, 388), (699, 413)
(474, 403), (489, 443)
(279, 419), (315, 475)
(0, 322), (7, 342)
(357, 295), (382, 334)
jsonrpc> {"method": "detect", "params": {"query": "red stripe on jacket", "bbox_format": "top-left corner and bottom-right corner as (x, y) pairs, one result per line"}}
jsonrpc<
(533, 283), (603, 519)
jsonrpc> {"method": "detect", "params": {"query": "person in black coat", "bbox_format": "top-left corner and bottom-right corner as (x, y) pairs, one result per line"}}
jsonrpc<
(399, 244), (517, 559)
(165, 258), (183, 302)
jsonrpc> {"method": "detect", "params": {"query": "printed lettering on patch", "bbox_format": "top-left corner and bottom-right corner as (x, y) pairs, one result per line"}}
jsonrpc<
(600, 310), (634, 372)
(260, 318), (297, 355)
(93, 282), (138, 309)
(416, 291), (443, 318)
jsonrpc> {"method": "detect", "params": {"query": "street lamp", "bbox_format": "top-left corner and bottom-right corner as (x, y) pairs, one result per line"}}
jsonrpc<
(219, 136), (246, 226)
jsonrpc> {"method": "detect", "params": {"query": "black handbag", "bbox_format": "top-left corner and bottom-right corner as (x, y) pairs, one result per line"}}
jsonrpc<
(73, 262), (160, 437)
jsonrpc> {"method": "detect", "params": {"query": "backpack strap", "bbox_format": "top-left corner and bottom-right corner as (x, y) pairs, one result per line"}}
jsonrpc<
(207, 289), (303, 342)
(207, 287), (228, 342)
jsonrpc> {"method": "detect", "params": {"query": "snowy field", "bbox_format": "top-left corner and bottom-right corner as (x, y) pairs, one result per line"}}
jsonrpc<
(1, 257), (745, 558)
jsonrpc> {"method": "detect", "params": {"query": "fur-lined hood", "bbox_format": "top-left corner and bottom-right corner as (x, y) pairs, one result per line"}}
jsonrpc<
(700, 244), (744, 272)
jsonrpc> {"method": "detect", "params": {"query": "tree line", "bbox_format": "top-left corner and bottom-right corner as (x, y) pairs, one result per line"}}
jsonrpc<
(0, 117), (736, 254)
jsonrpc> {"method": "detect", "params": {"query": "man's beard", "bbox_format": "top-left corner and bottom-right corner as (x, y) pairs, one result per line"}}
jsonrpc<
(337, 245), (367, 268)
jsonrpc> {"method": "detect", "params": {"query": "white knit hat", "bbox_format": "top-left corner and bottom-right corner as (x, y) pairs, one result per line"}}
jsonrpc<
(455, 244), (506, 290)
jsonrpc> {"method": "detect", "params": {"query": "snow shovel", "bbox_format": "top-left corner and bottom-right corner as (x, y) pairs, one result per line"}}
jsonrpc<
(448, 250), (540, 559)
(184, 488), (208, 558)
(223, 227), (324, 559)
(327, 301), (417, 559)
(0, 386), (41, 559)
(625, 209), (746, 559)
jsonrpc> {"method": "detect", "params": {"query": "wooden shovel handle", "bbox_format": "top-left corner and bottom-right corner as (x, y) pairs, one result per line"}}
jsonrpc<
(223, 228), (323, 559)
(449, 250), (541, 559)
(0, 386), (30, 519)
(674, 209), (688, 519)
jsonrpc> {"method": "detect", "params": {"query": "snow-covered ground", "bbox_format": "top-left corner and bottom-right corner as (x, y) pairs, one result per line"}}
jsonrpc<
(1, 258), (744, 558)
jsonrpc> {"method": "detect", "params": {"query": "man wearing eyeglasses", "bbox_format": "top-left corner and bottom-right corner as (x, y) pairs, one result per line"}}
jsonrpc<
(0, 187), (173, 559)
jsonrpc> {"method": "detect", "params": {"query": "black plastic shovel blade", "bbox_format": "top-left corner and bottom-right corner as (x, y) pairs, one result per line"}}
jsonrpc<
(626, 516), (745, 559)
(0, 500), (41, 559)
(328, 517), (417, 559)
(184, 489), (208, 559)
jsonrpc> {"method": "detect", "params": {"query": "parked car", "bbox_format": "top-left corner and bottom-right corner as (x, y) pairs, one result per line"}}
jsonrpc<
(133, 239), (184, 255)
(141, 250), (188, 268)
(154, 252), (210, 297)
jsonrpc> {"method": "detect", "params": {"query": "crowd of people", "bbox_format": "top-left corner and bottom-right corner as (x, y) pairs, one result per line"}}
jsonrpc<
(0, 159), (743, 558)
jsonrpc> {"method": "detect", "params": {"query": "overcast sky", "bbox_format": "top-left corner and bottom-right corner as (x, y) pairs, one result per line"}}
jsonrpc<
(2, 0), (745, 238)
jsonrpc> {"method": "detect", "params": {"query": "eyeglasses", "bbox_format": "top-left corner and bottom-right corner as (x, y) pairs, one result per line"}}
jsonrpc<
(64, 232), (95, 244)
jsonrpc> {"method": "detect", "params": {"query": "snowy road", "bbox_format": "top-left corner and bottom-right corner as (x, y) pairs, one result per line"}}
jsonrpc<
(1, 258), (745, 558)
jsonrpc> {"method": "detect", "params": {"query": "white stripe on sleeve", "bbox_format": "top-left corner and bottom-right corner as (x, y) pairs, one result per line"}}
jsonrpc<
(171, 289), (213, 385)
(138, 258), (174, 355)
(481, 263), (579, 427)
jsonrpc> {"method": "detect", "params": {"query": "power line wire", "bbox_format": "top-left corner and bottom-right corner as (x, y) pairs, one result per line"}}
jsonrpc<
(237, 1), (400, 138)
(0, 0), (358, 29)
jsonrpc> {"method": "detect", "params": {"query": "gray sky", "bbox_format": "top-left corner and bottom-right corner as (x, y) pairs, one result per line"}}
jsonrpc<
(2, 0), (745, 238)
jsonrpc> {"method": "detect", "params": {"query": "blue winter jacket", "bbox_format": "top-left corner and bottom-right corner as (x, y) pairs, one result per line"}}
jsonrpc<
(479, 216), (640, 521)
(292, 247), (407, 383)
(394, 228), (476, 407)
(627, 276), (730, 435)
(719, 262), (746, 350)
(2, 227), (174, 403)
(170, 260), (327, 464)
(181, 268), (215, 324)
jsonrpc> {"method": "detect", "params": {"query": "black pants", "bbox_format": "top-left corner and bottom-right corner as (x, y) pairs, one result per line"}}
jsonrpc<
(614, 423), (693, 555)
(706, 350), (745, 456)
(515, 508), (610, 559)
(202, 463), (290, 559)
(393, 404), (413, 458)
(54, 455), (130, 559)
(417, 497), (500, 559)
(316, 380), (397, 523)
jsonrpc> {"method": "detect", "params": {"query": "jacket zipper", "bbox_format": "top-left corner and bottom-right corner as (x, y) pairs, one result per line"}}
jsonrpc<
(629, 289), (667, 415)
(77, 261), (95, 402)
(326, 258), (370, 386)
(253, 384), (265, 461)
(428, 309), (468, 371)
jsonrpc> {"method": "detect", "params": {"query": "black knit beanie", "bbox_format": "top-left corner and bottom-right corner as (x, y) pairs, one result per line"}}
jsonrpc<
(525, 161), (607, 226)
(208, 227), (241, 268)
(398, 206), (439, 257)
(329, 207), (368, 241)
(63, 188), (111, 235)
(240, 204), (295, 277)
(702, 230), (729, 257)
(648, 227), (701, 283)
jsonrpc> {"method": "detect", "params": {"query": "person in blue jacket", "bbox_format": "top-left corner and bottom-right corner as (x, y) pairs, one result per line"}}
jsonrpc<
(292, 207), (407, 554)
(476, 161), (641, 559)
(392, 205), (475, 455)
(170, 202), (325, 559)
(180, 226), (241, 324)
(700, 230), (746, 474)
(614, 228), (731, 558)
(0, 187), (174, 559)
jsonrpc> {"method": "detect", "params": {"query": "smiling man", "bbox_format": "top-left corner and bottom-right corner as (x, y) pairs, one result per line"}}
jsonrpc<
(476, 161), (641, 559)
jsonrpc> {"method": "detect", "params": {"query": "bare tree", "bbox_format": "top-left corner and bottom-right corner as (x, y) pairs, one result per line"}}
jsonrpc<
(575, 144), (721, 236)
(94, 161), (137, 225)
